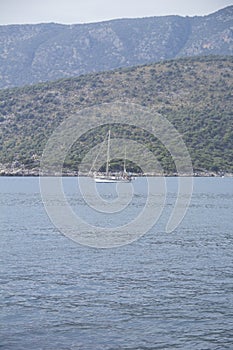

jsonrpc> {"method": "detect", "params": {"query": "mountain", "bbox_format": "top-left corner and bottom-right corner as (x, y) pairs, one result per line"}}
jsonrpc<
(0, 56), (232, 175)
(0, 6), (232, 89)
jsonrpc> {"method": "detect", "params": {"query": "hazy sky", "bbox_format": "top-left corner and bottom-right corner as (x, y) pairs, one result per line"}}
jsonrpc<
(1, 0), (232, 25)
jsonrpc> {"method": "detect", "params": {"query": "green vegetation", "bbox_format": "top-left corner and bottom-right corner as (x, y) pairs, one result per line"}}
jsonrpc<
(0, 56), (232, 174)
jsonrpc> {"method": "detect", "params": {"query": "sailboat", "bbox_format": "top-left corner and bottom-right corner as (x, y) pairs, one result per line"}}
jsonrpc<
(91, 130), (132, 183)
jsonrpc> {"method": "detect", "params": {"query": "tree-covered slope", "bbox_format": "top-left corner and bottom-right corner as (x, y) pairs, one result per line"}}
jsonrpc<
(0, 56), (232, 175)
(0, 6), (232, 89)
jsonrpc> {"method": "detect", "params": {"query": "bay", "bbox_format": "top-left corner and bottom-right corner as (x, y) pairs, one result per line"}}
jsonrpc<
(0, 177), (233, 350)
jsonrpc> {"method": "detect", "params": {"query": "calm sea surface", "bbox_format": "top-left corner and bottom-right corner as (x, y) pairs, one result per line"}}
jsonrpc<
(1, 177), (233, 350)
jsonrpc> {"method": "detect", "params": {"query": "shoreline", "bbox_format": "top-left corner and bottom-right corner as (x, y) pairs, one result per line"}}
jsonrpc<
(0, 170), (232, 178)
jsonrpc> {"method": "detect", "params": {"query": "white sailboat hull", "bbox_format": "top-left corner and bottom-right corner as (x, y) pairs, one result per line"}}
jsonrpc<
(94, 176), (132, 183)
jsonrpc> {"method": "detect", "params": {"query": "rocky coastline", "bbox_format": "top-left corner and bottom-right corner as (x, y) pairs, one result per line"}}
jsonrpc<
(0, 164), (231, 178)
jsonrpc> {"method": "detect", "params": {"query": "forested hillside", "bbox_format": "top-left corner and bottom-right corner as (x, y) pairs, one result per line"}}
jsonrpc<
(0, 56), (232, 175)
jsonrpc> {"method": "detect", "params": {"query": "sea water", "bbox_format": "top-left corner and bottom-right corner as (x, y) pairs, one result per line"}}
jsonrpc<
(0, 177), (233, 349)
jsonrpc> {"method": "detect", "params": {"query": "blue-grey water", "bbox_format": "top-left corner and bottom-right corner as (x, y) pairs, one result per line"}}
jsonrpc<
(1, 177), (233, 350)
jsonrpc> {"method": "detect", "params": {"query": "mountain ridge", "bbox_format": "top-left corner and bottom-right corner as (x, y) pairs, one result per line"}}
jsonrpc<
(0, 6), (232, 89)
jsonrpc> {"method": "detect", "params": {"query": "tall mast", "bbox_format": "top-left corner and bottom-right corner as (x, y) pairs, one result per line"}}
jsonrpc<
(106, 129), (111, 174)
(123, 145), (127, 173)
